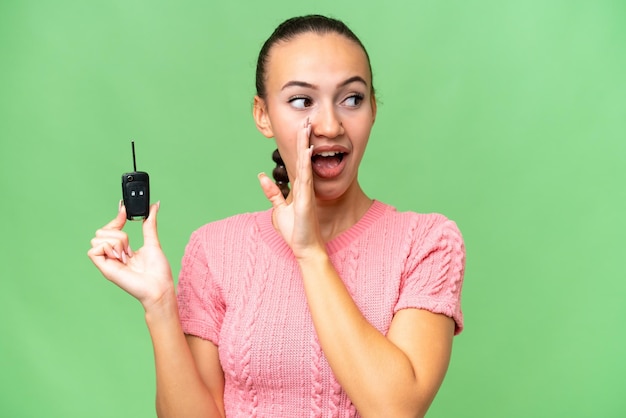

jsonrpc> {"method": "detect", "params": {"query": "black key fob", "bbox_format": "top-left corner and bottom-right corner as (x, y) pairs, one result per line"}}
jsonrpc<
(121, 141), (150, 220)
(122, 171), (150, 220)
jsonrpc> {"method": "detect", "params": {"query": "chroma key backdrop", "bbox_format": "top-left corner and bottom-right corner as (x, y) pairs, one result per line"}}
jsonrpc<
(1, 1), (624, 417)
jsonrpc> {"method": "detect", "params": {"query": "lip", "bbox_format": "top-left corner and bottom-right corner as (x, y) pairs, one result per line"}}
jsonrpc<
(310, 144), (350, 179)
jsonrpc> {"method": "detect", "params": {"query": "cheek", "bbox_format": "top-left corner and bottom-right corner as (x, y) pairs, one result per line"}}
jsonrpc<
(272, 128), (300, 178)
(347, 119), (373, 149)
(272, 106), (310, 137)
(268, 105), (302, 136)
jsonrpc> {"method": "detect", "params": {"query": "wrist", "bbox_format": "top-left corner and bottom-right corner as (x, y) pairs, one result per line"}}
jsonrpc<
(295, 245), (330, 266)
(143, 286), (178, 324)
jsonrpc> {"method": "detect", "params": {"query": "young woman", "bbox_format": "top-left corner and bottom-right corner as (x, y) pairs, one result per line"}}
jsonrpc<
(88, 15), (465, 418)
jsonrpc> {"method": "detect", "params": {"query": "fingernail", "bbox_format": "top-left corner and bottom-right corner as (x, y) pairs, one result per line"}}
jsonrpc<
(121, 251), (128, 264)
(112, 249), (121, 259)
(257, 172), (266, 179)
(156, 200), (161, 210)
(118, 200), (123, 212)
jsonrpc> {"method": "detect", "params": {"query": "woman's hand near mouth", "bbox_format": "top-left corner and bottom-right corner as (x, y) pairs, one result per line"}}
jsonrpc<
(258, 118), (326, 259)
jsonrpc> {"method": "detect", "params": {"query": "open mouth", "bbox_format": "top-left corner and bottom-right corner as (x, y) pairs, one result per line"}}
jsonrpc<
(311, 151), (345, 165)
(311, 150), (347, 178)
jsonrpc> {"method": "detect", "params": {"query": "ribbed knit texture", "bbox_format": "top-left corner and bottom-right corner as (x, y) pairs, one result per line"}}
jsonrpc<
(177, 200), (465, 417)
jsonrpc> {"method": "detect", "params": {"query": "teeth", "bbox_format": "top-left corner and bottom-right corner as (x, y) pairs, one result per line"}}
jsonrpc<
(316, 151), (340, 157)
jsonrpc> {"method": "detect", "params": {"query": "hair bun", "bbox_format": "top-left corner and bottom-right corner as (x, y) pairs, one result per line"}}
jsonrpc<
(272, 149), (284, 164)
(271, 149), (290, 198)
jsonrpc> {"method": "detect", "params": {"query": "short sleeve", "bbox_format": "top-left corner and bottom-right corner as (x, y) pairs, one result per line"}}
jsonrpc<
(394, 217), (466, 335)
(176, 228), (225, 345)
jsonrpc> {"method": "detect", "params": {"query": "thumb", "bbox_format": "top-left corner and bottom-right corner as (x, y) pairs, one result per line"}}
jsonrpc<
(258, 172), (286, 208)
(142, 202), (161, 247)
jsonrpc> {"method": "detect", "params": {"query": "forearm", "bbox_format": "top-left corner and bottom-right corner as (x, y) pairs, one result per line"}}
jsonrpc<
(144, 289), (223, 418)
(298, 252), (423, 418)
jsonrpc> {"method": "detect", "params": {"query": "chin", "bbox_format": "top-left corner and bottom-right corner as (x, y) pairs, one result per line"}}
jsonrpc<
(312, 186), (341, 201)
(312, 180), (355, 202)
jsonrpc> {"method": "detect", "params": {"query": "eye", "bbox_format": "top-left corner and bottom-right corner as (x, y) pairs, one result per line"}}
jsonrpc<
(288, 96), (313, 109)
(343, 93), (364, 108)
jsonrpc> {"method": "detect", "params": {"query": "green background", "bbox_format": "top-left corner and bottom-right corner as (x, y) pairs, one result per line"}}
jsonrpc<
(1, 0), (624, 416)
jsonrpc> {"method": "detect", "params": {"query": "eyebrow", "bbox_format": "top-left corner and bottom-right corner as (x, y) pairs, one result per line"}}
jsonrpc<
(281, 76), (368, 91)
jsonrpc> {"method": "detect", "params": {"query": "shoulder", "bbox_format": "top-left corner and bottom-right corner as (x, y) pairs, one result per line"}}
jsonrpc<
(374, 201), (463, 244)
(382, 204), (466, 333)
(192, 209), (268, 236)
(186, 209), (270, 250)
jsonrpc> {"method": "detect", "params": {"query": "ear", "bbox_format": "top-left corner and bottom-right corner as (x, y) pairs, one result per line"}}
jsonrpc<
(253, 96), (274, 138)
(370, 93), (378, 124)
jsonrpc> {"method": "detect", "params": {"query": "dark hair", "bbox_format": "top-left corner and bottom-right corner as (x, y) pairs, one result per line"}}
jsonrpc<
(271, 149), (290, 199)
(256, 15), (374, 198)
(256, 14), (374, 99)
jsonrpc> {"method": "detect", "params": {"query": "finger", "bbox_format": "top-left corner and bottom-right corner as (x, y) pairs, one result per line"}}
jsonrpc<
(258, 172), (286, 208)
(294, 119), (314, 199)
(91, 237), (124, 261)
(88, 240), (122, 264)
(88, 243), (129, 286)
(102, 241), (122, 261)
(94, 228), (132, 258)
(95, 229), (128, 246)
(102, 203), (128, 231)
(296, 118), (312, 175)
(142, 202), (161, 247)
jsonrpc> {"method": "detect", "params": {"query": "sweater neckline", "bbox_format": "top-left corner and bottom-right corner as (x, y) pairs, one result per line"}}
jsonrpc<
(257, 200), (391, 258)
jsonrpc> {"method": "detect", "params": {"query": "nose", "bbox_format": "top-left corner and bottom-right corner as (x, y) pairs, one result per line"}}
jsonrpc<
(311, 103), (344, 139)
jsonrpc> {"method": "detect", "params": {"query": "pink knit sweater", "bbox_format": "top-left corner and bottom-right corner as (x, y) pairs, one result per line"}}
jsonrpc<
(177, 200), (465, 417)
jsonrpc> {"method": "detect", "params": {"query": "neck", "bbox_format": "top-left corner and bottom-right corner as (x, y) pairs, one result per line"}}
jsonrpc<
(313, 184), (373, 243)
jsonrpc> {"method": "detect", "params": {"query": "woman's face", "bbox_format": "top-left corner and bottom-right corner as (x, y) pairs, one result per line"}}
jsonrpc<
(254, 32), (376, 201)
